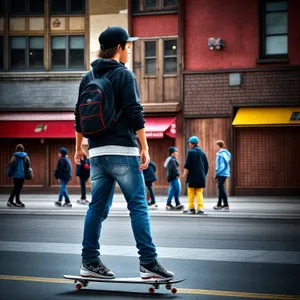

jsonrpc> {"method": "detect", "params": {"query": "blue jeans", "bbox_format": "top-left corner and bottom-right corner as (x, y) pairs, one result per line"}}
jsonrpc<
(80, 178), (87, 200)
(146, 183), (156, 204)
(82, 155), (157, 265)
(167, 178), (181, 206)
(58, 179), (70, 203)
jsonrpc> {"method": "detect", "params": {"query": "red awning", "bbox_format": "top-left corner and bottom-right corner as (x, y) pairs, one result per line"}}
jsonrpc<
(145, 117), (176, 139)
(0, 112), (75, 138)
(0, 113), (176, 139)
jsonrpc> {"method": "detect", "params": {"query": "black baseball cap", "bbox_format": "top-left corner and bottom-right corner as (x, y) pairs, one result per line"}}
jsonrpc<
(98, 26), (139, 50)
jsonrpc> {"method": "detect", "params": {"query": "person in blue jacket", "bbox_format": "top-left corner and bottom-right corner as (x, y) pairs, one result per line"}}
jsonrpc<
(7, 144), (30, 208)
(213, 140), (231, 211)
(143, 161), (158, 209)
(54, 147), (72, 207)
(76, 155), (90, 204)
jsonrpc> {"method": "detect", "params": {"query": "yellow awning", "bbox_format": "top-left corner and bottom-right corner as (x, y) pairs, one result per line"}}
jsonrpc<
(232, 107), (300, 126)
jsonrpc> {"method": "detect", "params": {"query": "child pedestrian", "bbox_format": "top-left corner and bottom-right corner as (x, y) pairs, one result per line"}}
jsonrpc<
(54, 147), (72, 207)
(164, 147), (184, 211)
(213, 140), (231, 211)
(143, 161), (158, 209)
(7, 144), (30, 208)
(76, 155), (90, 204)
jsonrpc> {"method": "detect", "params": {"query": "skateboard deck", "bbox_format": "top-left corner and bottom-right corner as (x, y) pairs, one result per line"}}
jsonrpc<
(63, 275), (185, 294)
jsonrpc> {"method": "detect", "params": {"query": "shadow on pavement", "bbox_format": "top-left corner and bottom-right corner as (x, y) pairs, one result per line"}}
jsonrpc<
(57, 289), (178, 298)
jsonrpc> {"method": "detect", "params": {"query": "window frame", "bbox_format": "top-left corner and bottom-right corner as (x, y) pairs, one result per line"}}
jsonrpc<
(50, 0), (85, 15)
(259, 0), (288, 61)
(133, 0), (177, 13)
(50, 35), (85, 70)
(144, 40), (157, 76)
(9, 0), (45, 15)
(0, 36), (4, 70)
(163, 38), (177, 75)
(9, 36), (45, 70)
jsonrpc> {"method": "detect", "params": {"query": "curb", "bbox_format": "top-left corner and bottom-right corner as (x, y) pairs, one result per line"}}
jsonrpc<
(0, 209), (299, 220)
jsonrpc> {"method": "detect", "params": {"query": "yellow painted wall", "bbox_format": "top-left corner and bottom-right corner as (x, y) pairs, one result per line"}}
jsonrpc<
(89, 0), (126, 15)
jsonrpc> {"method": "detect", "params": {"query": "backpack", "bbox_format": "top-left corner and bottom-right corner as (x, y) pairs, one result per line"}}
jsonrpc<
(78, 67), (123, 138)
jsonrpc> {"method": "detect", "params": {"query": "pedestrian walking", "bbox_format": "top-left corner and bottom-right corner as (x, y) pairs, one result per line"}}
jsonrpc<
(213, 140), (231, 211)
(183, 136), (209, 214)
(76, 154), (90, 204)
(164, 147), (184, 211)
(143, 161), (158, 209)
(7, 144), (31, 208)
(74, 26), (174, 280)
(54, 147), (72, 207)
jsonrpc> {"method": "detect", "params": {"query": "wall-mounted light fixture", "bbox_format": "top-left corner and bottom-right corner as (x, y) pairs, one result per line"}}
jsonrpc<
(208, 37), (225, 51)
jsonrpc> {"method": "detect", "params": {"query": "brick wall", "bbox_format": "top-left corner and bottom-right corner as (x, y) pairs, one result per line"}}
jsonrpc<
(183, 69), (300, 117)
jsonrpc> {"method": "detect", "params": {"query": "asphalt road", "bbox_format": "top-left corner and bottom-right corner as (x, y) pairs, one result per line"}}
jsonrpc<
(0, 215), (299, 300)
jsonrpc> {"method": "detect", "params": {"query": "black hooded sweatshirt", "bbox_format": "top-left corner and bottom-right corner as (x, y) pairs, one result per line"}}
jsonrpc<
(74, 59), (145, 150)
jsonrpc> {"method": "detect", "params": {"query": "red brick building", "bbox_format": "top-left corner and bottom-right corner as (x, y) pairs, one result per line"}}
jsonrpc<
(129, 0), (300, 196)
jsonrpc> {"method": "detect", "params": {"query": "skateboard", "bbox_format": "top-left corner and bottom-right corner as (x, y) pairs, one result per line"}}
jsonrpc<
(63, 275), (185, 294)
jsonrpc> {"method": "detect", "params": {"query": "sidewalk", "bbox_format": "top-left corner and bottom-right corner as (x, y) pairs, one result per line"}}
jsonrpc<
(1, 194), (300, 219)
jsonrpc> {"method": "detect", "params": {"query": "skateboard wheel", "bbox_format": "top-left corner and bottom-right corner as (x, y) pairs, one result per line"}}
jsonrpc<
(166, 284), (172, 290)
(149, 287), (155, 294)
(75, 283), (82, 290)
(171, 287), (177, 294)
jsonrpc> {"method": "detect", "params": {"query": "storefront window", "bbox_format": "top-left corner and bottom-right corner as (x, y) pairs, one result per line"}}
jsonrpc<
(51, 36), (84, 69)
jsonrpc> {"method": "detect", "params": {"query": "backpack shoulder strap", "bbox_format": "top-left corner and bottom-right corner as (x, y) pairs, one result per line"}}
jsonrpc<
(102, 66), (124, 80)
(87, 69), (95, 82)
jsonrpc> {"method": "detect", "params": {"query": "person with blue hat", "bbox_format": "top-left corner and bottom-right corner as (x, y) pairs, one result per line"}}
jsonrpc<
(183, 136), (209, 214)
(164, 147), (184, 211)
(54, 147), (72, 207)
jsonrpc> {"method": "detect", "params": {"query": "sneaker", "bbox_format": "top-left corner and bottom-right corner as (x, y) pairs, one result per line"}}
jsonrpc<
(175, 204), (184, 210)
(7, 202), (16, 208)
(80, 261), (115, 279)
(77, 199), (89, 204)
(149, 204), (158, 210)
(222, 206), (230, 211)
(183, 208), (196, 214)
(15, 202), (25, 208)
(165, 204), (175, 210)
(54, 201), (62, 207)
(213, 205), (223, 210)
(140, 261), (174, 280)
(63, 202), (72, 207)
(196, 209), (205, 214)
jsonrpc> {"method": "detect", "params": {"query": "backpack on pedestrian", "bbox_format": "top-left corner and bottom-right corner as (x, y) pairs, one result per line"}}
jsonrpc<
(78, 67), (123, 138)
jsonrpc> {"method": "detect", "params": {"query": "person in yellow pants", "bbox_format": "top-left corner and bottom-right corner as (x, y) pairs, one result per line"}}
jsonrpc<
(183, 136), (209, 214)
(187, 187), (204, 212)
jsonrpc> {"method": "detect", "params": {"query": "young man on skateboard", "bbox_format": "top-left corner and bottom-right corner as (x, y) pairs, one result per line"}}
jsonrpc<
(74, 26), (174, 280)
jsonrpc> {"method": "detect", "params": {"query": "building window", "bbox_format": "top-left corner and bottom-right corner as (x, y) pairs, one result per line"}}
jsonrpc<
(51, 36), (84, 69)
(0, 0), (5, 14)
(50, 0), (85, 14)
(133, 0), (177, 12)
(0, 37), (3, 69)
(10, 0), (44, 14)
(145, 41), (156, 75)
(261, 1), (288, 57)
(10, 36), (44, 69)
(144, 0), (158, 9)
(164, 39), (177, 74)
(163, 0), (177, 8)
